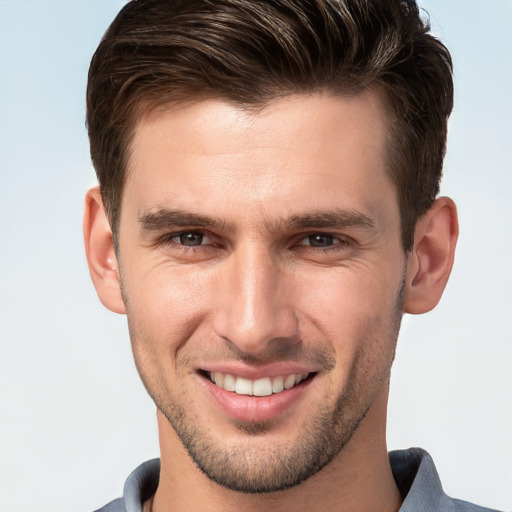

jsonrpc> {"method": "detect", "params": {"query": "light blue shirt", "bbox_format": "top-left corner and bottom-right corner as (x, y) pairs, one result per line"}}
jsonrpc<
(95, 448), (502, 512)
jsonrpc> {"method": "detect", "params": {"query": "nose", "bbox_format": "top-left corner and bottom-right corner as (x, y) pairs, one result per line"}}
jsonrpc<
(212, 245), (299, 354)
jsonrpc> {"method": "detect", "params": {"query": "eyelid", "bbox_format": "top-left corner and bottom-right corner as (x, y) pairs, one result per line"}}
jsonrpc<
(157, 229), (352, 249)
(160, 229), (214, 246)
(296, 233), (350, 246)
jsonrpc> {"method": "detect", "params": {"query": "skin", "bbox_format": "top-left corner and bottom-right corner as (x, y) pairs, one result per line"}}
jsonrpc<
(84, 91), (458, 512)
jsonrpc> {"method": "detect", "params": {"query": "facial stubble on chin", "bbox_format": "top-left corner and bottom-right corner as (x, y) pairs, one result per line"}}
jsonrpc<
(126, 271), (406, 494)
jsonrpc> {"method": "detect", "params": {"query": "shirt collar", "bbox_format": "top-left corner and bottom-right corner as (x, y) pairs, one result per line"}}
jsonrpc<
(390, 448), (445, 511)
(121, 448), (463, 512)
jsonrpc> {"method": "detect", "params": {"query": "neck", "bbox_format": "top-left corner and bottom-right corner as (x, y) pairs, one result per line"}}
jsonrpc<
(152, 385), (402, 512)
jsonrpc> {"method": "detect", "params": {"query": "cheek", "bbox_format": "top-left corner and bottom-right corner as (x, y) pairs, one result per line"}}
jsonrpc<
(122, 263), (217, 354)
(297, 268), (400, 359)
(298, 268), (393, 327)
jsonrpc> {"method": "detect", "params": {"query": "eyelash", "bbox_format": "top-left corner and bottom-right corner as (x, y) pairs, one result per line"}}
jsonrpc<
(159, 231), (216, 249)
(158, 230), (351, 252)
(297, 233), (350, 250)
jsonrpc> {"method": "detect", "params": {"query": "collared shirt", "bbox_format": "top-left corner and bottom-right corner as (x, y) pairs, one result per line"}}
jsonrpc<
(94, 448), (502, 512)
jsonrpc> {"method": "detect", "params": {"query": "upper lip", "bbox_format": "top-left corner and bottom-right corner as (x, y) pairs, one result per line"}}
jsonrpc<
(198, 362), (318, 380)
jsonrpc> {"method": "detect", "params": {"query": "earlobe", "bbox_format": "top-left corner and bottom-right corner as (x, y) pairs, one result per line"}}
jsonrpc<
(403, 197), (459, 315)
(83, 187), (126, 314)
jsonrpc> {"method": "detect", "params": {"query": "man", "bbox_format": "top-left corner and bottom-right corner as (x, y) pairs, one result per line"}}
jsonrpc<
(82, 1), (500, 511)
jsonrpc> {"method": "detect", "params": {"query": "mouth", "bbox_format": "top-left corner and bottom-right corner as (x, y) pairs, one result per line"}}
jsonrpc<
(204, 371), (312, 397)
(197, 365), (318, 422)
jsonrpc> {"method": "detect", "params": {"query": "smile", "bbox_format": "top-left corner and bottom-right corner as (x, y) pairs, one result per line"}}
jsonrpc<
(208, 372), (310, 396)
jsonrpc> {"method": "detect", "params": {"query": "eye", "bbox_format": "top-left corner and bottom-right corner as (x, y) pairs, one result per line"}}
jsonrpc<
(299, 234), (345, 248)
(168, 231), (213, 247)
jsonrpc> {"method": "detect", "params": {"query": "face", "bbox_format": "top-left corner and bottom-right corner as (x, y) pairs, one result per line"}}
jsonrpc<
(117, 92), (406, 492)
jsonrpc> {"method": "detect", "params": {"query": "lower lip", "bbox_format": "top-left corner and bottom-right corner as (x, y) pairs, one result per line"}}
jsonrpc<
(200, 374), (313, 423)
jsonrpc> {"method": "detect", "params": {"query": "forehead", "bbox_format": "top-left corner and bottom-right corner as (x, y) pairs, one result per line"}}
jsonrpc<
(123, 91), (396, 227)
(131, 90), (388, 162)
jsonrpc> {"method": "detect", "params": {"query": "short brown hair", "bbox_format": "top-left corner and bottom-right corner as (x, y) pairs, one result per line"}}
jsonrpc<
(87, 0), (453, 251)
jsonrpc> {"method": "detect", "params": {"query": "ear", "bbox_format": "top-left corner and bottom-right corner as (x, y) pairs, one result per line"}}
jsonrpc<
(403, 197), (459, 314)
(83, 186), (126, 314)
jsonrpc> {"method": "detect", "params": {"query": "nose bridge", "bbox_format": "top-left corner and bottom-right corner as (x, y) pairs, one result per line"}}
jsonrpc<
(214, 243), (297, 352)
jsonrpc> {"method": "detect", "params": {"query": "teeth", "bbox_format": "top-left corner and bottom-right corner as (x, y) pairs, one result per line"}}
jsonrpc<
(235, 377), (253, 396)
(223, 374), (236, 392)
(272, 376), (284, 393)
(208, 372), (309, 396)
(284, 374), (296, 389)
(253, 377), (272, 397)
(213, 372), (224, 387)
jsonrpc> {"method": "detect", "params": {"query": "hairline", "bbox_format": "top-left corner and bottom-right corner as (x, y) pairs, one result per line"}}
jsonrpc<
(108, 86), (410, 253)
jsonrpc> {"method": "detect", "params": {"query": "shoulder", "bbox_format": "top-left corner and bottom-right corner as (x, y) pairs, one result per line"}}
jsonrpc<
(390, 448), (503, 512)
(91, 459), (160, 512)
(445, 498), (503, 512)
(93, 497), (125, 512)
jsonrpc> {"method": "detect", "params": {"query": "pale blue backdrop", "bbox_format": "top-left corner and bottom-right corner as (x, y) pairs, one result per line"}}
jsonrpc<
(1, 1), (511, 510)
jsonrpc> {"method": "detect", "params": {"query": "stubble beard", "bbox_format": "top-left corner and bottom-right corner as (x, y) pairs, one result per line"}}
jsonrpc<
(127, 274), (406, 494)
(157, 381), (380, 493)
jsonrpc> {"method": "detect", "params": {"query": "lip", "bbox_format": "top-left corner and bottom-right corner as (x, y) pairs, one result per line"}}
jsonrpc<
(198, 370), (315, 423)
(199, 362), (317, 380)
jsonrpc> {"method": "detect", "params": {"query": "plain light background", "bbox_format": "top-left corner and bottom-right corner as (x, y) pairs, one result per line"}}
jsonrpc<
(0, 1), (511, 511)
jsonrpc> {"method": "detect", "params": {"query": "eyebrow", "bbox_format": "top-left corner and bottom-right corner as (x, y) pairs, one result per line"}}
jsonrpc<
(138, 209), (236, 232)
(138, 208), (376, 233)
(274, 210), (376, 232)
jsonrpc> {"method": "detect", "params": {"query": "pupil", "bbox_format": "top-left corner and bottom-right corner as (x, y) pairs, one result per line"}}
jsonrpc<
(180, 233), (203, 246)
(309, 234), (333, 247)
